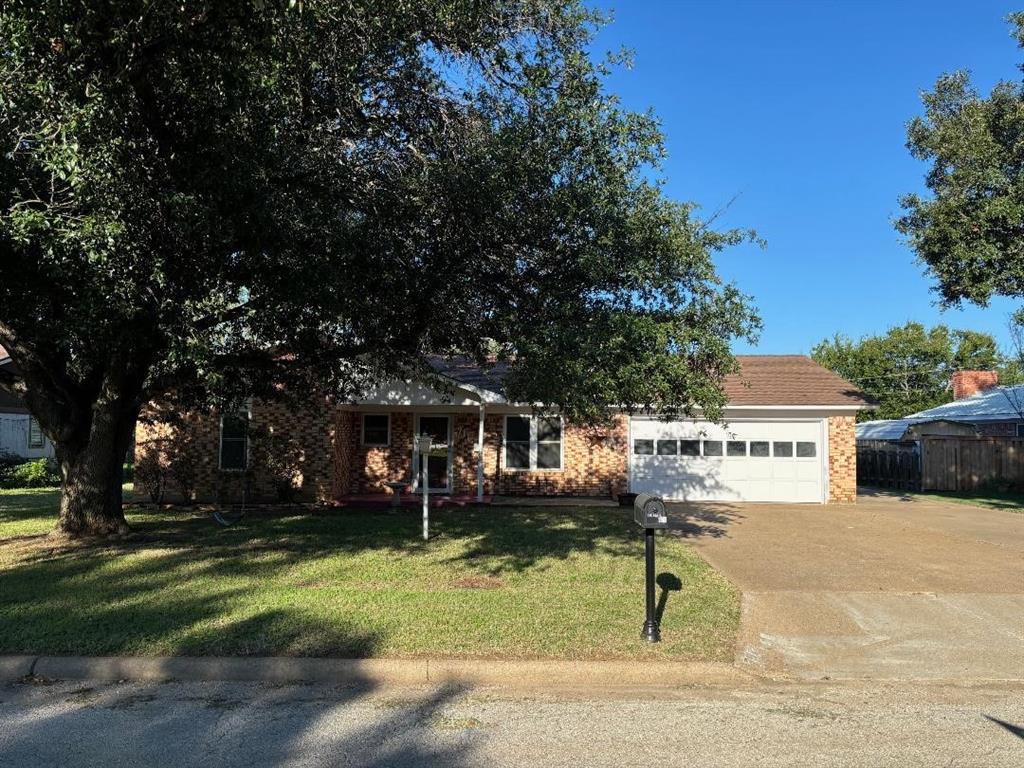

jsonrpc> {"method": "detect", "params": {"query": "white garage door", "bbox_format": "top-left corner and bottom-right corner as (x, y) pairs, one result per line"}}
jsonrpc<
(629, 418), (826, 503)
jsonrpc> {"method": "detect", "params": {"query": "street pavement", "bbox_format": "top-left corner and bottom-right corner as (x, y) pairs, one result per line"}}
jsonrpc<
(0, 677), (1021, 767)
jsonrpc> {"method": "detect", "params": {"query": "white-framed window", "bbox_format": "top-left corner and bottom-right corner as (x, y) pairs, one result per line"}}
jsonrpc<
(361, 413), (390, 446)
(219, 404), (251, 471)
(503, 415), (563, 471)
(27, 417), (44, 449)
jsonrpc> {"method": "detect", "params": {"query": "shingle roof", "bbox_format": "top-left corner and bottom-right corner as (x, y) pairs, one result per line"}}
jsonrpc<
(723, 355), (870, 406)
(429, 354), (869, 408)
(906, 385), (1024, 422)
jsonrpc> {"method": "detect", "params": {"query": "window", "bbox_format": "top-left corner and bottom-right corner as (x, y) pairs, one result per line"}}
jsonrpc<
(656, 439), (678, 455)
(1016, 423), (1024, 438)
(702, 440), (723, 457)
(362, 414), (390, 446)
(727, 440), (747, 457)
(633, 439), (654, 455)
(773, 441), (793, 457)
(796, 441), (817, 458)
(679, 439), (700, 456)
(536, 416), (562, 469)
(27, 417), (43, 449)
(750, 441), (770, 457)
(505, 416), (531, 469)
(219, 408), (250, 470)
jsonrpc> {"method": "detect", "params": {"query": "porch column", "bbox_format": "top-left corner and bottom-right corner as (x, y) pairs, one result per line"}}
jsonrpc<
(476, 402), (486, 502)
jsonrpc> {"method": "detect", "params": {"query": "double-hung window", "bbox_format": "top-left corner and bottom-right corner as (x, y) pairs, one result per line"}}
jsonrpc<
(27, 417), (44, 449)
(219, 405), (250, 471)
(362, 414), (390, 446)
(504, 415), (563, 470)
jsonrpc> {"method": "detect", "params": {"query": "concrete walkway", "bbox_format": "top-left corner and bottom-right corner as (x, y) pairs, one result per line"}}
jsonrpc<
(683, 494), (1024, 682)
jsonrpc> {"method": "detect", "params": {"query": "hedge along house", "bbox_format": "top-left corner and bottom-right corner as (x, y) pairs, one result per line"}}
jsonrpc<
(135, 355), (870, 505)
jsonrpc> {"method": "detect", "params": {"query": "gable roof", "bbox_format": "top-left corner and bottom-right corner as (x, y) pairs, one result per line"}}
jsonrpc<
(428, 354), (869, 408)
(906, 385), (1024, 423)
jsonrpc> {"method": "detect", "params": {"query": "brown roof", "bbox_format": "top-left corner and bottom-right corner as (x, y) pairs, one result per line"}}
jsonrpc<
(724, 355), (869, 407)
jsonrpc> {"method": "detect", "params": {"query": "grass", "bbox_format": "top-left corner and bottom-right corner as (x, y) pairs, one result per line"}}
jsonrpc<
(0, 488), (739, 661)
(919, 489), (1024, 513)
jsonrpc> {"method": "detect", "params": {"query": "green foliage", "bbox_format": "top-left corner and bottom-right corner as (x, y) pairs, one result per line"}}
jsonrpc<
(898, 13), (1024, 306)
(250, 426), (303, 502)
(0, 0), (758, 440)
(811, 322), (1012, 420)
(0, 458), (61, 488)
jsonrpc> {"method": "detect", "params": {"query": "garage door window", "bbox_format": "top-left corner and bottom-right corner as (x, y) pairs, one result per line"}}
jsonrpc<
(679, 440), (700, 456)
(633, 439), (654, 455)
(727, 440), (747, 457)
(773, 441), (793, 457)
(702, 440), (723, 456)
(656, 439), (678, 455)
(750, 441), (769, 457)
(796, 441), (817, 458)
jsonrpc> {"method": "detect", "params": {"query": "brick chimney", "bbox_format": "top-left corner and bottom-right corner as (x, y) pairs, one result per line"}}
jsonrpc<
(951, 370), (998, 400)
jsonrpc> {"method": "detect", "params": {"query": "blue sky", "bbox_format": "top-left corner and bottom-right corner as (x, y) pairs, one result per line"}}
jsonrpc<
(591, 1), (1022, 354)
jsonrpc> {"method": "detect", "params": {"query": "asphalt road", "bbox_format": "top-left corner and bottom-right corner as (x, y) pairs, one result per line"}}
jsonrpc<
(1, 678), (1021, 767)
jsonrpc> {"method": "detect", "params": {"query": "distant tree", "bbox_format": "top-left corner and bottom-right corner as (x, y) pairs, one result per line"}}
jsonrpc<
(811, 322), (1010, 421)
(0, 2), (759, 536)
(897, 13), (1024, 308)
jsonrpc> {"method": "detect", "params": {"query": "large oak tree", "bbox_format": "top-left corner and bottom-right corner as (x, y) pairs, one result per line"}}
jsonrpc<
(0, 1), (759, 536)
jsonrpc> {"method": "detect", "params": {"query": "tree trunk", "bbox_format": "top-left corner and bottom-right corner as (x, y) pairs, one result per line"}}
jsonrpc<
(56, 401), (138, 537)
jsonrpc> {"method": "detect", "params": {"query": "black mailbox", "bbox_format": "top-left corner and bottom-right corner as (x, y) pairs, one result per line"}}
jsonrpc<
(633, 493), (668, 529)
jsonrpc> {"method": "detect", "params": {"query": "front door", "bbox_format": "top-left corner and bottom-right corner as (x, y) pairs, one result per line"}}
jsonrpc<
(414, 415), (452, 493)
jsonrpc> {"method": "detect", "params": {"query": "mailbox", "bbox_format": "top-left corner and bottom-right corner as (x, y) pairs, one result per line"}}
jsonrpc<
(633, 493), (668, 529)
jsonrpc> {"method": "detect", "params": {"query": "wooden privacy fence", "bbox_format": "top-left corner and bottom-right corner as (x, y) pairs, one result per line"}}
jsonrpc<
(857, 440), (921, 491)
(921, 436), (1024, 492)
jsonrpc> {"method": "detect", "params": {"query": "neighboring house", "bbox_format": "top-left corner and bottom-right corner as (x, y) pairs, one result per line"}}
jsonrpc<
(856, 418), (978, 443)
(136, 355), (870, 504)
(0, 347), (55, 460)
(901, 370), (1024, 438)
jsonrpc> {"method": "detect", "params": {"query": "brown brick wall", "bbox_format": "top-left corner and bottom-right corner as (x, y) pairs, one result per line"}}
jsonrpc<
(135, 397), (334, 503)
(828, 415), (857, 503)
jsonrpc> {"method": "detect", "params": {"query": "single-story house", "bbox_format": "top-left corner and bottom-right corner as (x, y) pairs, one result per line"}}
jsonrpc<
(136, 354), (870, 505)
(856, 418), (978, 443)
(901, 371), (1024, 438)
(0, 347), (55, 460)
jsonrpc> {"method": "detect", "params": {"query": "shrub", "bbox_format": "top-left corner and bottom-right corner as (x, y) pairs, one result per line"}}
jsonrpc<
(250, 426), (303, 502)
(166, 423), (202, 504)
(2, 457), (61, 488)
(134, 442), (168, 503)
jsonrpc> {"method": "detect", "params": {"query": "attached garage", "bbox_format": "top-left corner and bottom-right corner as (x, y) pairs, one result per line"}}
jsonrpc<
(629, 417), (827, 502)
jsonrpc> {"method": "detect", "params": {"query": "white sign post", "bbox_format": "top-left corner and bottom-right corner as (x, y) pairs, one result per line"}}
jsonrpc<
(416, 434), (433, 541)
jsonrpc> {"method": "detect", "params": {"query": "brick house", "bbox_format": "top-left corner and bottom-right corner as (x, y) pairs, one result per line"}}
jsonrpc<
(895, 371), (1024, 438)
(136, 355), (869, 505)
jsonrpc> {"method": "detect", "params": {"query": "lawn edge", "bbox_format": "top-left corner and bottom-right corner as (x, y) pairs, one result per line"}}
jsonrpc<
(3, 655), (757, 688)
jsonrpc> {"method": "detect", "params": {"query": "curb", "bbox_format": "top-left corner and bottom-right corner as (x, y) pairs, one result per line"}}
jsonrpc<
(2, 655), (756, 688)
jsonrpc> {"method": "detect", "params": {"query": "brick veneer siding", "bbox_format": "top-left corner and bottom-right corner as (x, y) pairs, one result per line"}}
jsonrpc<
(333, 410), (628, 498)
(828, 415), (857, 503)
(135, 398), (335, 503)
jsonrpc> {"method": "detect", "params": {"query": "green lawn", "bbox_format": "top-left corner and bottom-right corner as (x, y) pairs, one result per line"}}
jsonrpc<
(921, 489), (1024, 513)
(0, 489), (739, 661)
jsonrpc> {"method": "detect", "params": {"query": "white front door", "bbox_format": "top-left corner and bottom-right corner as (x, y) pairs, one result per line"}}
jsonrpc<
(629, 418), (826, 503)
(413, 415), (452, 493)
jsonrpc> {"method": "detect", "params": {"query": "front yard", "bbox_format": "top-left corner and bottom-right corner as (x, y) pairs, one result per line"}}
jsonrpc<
(0, 489), (739, 661)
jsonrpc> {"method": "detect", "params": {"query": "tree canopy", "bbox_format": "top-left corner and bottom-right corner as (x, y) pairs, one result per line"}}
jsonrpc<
(0, 1), (759, 534)
(897, 13), (1024, 308)
(811, 322), (1016, 421)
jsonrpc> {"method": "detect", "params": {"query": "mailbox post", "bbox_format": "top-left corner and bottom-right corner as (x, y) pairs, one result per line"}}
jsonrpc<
(633, 493), (668, 642)
(416, 434), (433, 541)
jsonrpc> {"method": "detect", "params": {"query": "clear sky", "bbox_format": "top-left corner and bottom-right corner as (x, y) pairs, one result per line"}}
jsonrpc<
(591, 0), (1022, 354)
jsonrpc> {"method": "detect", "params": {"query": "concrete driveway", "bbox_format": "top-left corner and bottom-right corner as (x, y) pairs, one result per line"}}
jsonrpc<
(675, 491), (1024, 682)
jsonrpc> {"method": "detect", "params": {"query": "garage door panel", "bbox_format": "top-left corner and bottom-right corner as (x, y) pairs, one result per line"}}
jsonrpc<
(630, 418), (825, 503)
